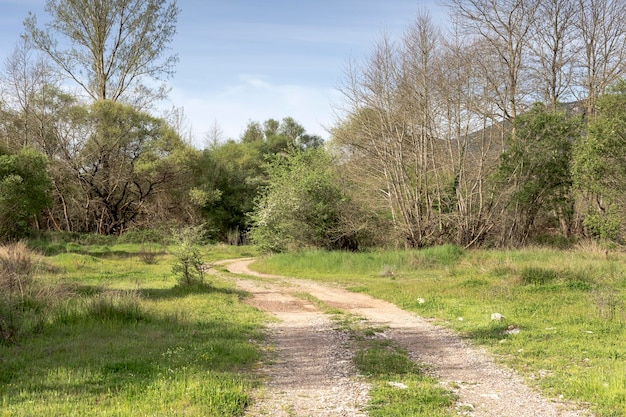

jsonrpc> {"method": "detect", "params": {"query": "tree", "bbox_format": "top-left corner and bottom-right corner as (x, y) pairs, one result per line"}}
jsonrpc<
(241, 117), (322, 151)
(0, 38), (60, 150)
(575, 0), (626, 115)
(572, 81), (626, 241)
(23, 0), (179, 105)
(446, 0), (540, 120)
(191, 116), (321, 243)
(74, 100), (192, 235)
(528, 0), (579, 108)
(334, 13), (450, 248)
(0, 147), (51, 240)
(498, 103), (582, 244)
(249, 148), (360, 252)
(191, 139), (265, 242)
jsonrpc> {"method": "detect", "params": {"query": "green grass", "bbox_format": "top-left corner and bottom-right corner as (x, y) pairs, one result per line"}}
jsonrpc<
(0, 241), (267, 416)
(333, 313), (455, 417)
(296, 290), (455, 417)
(253, 245), (626, 417)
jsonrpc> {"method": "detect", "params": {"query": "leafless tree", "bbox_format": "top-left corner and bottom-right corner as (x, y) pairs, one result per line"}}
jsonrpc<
(445, 0), (540, 120)
(528, 0), (579, 108)
(574, 0), (626, 114)
(0, 38), (60, 149)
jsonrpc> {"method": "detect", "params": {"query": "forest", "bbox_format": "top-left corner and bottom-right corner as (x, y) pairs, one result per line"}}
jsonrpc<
(2, 0), (626, 250)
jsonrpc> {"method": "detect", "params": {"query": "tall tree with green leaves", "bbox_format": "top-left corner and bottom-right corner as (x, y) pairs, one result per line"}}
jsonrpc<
(24, 0), (179, 105)
(192, 117), (322, 243)
(572, 81), (626, 241)
(0, 147), (51, 240)
(191, 139), (265, 242)
(75, 100), (192, 235)
(498, 103), (582, 245)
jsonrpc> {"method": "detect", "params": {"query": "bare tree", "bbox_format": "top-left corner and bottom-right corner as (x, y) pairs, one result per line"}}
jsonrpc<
(446, 0), (540, 120)
(574, 0), (626, 114)
(0, 38), (60, 149)
(334, 13), (451, 247)
(528, 0), (579, 108)
(435, 27), (504, 247)
(23, 0), (179, 104)
(204, 119), (226, 149)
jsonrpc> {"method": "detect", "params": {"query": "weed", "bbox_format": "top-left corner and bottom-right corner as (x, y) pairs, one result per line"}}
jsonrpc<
(592, 288), (626, 323)
(520, 267), (558, 285)
(87, 291), (147, 323)
(0, 241), (35, 297)
(409, 244), (464, 269)
(0, 242), (44, 344)
(378, 264), (396, 277)
(0, 239), (268, 416)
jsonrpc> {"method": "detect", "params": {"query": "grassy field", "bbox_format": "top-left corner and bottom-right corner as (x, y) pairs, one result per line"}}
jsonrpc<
(0, 239), (266, 417)
(3, 237), (625, 416)
(252, 244), (626, 417)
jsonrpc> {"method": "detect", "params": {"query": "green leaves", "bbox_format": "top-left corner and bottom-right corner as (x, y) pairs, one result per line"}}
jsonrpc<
(0, 147), (51, 239)
(249, 148), (352, 252)
(572, 82), (626, 242)
(498, 104), (582, 244)
(77, 100), (193, 234)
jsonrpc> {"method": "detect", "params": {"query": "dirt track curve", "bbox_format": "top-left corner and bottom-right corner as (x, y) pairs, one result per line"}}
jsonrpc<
(222, 258), (593, 417)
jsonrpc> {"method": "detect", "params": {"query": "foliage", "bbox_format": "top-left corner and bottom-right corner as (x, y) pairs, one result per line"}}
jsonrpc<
(573, 81), (626, 242)
(191, 140), (264, 242)
(497, 103), (582, 245)
(76, 100), (194, 235)
(170, 226), (206, 287)
(0, 147), (51, 240)
(241, 117), (323, 151)
(249, 147), (359, 252)
(192, 117), (323, 243)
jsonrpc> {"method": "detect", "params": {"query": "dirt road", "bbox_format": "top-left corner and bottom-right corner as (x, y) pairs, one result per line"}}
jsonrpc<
(223, 258), (592, 417)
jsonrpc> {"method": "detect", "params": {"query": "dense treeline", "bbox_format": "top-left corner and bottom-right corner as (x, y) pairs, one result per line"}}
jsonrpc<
(2, 0), (626, 250)
(324, 0), (626, 249)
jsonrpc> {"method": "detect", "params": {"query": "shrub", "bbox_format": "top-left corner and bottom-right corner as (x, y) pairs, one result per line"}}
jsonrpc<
(0, 242), (39, 344)
(87, 291), (147, 323)
(171, 226), (206, 287)
(0, 242), (35, 298)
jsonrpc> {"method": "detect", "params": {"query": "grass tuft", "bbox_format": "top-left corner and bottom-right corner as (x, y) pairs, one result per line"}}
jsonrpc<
(338, 313), (456, 417)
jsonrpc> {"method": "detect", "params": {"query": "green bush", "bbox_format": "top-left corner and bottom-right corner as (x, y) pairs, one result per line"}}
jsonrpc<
(171, 226), (206, 287)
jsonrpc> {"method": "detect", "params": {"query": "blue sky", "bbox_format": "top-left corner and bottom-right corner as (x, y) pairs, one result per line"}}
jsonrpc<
(0, 0), (448, 146)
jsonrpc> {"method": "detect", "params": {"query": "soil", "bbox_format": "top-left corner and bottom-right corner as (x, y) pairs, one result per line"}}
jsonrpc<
(220, 258), (594, 417)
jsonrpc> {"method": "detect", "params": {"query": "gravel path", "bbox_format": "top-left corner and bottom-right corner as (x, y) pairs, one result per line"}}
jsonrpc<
(223, 259), (594, 417)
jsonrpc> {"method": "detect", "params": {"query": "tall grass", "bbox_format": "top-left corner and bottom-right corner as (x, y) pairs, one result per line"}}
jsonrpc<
(0, 240), (268, 416)
(253, 244), (464, 280)
(254, 246), (626, 417)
